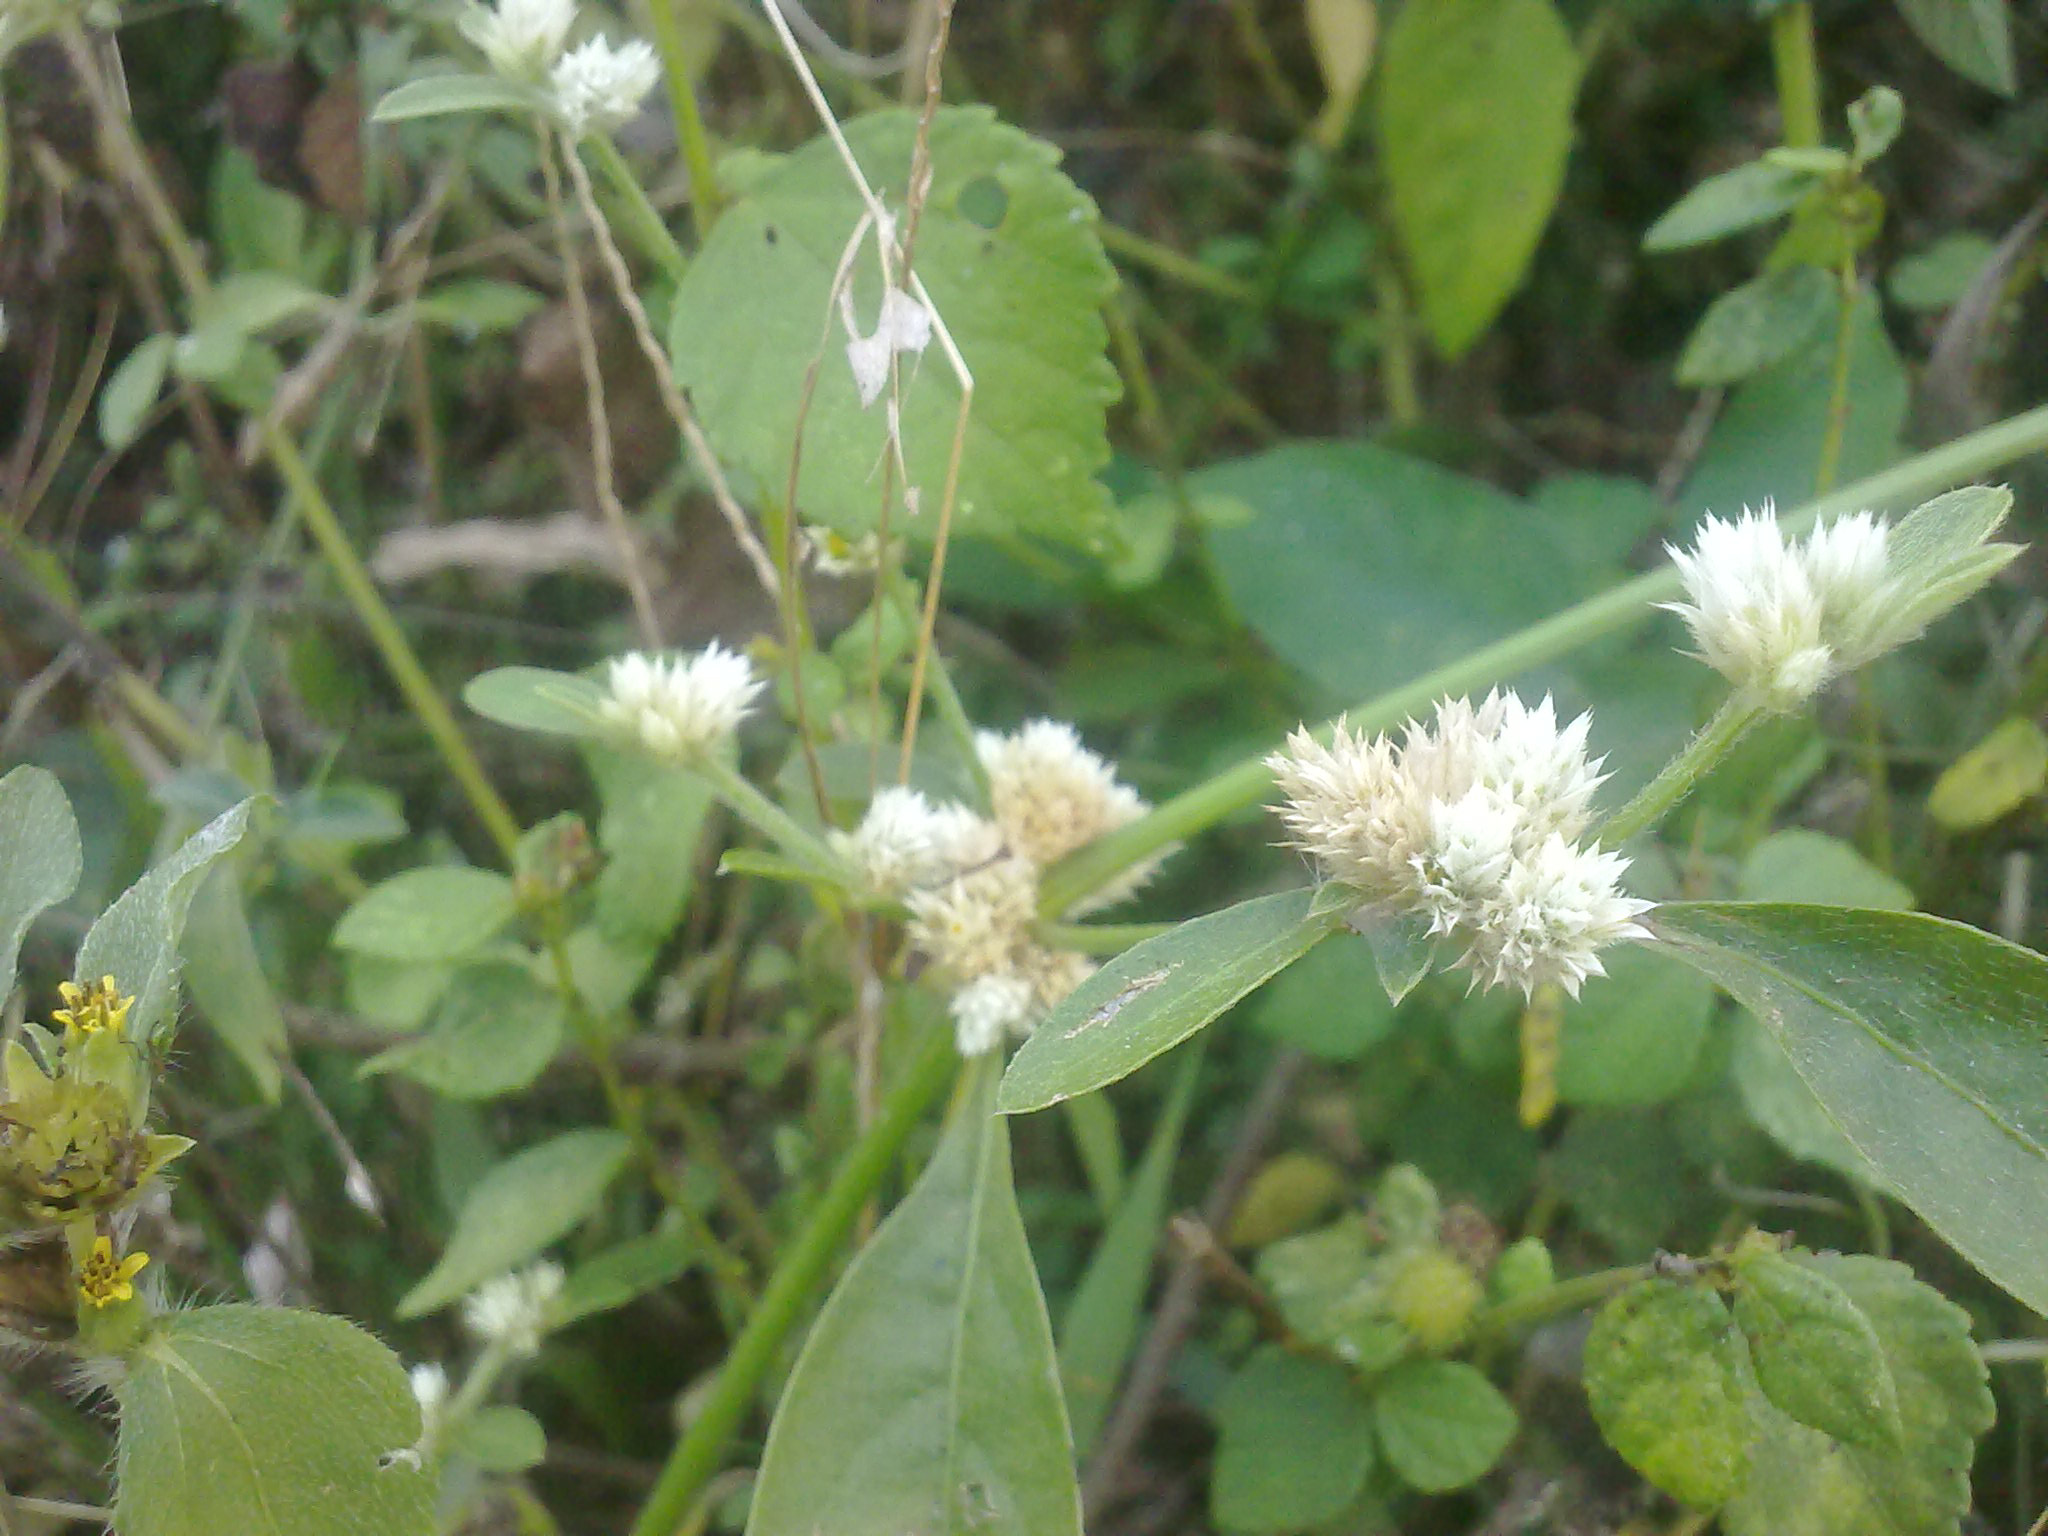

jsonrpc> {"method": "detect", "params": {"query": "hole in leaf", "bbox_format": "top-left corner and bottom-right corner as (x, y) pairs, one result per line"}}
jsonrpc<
(957, 175), (1008, 231)
(763, 224), (779, 245)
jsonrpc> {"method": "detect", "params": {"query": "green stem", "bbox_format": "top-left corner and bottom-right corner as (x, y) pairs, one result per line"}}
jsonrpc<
(1099, 222), (1261, 307)
(692, 752), (838, 872)
(1813, 263), (1858, 498)
(1038, 404), (2048, 915)
(1373, 256), (1422, 428)
(642, 0), (722, 237)
(1769, 2), (1823, 150)
(265, 428), (523, 860)
(1598, 695), (1761, 846)
(581, 133), (690, 278)
(628, 1033), (959, 1536)
(1466, 1264), (1648, 1346)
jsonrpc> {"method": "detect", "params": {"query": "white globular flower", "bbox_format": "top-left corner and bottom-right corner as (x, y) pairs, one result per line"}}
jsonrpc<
(1663, 502), (1913, 713)
(598, 643), (762, 762)
(976, 720), (1162, 908)
(1268, 690), (1647, 998)
(549, 35), (661, 138)
(460, 0), (576, 78)
(829, 787), (986, 899)
(461, 1262), (565, 1358)
(904, 855), (1040, 982)
(950, 973), (1036, 1057)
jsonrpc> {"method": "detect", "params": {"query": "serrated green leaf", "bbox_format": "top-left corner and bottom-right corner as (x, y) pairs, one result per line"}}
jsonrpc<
(0, 765), (82, 997)
(1375, 0), (1578, 356)
(372, 72), (550, 122)
(1732, 1249), (1901, 1450)
(998, 889), (1344, 1113)
(1653, 902), (2048, 1314)
(1372, 1359), (1516, 1493)
(672, 107), (1120, 553)
(363, 962), (563, 1100)
(1676, 266), (1835, 387)
(115, 1304), (436, 1536)
(1210, 1346), (1375, 1534)
(1722, 1255), (1993, 1536)
(78, 799), (256, 1047)
(1894, 0), (2015, 95)
(463, 666), (608, 738)
(747, 1059), (1082, 1536)
(1928, 718), (2048, 831)
(1583, 1279), (1751, 1507)
(398, 1128), (632, 1318)
(99, 334), (175, 450)
(332, 867), (516, 963)
(1644, 160), (1816, 252)
(181, 866), (288, 1102)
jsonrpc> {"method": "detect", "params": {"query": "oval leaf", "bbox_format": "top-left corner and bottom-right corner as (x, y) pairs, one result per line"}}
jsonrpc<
(1210, 1346), (1376, 1534)
(1371, 1359), (1517, 1494)
(371, 72), (549, 122)
(332, 866), (516, 963)
(1652, 901), (2048, 1315)
(0, 765), (83, 996)
(998, 889), (1343, 1114)
(182, 866), (289, 1103)
(747, 1060), (1082, 1536)
(116, 1304), (436, 1536)
(398, 1128), (632, 1318)
(1676, 266), (1835, 388)
(463, 666), (608, 738)
(1732, 1248), (1902, 1451)
(1894, 0), (2015, 95)
(99, 334), (175, 450)
(362, 961), (564, 1100)
(1644, 160), (1816, 252)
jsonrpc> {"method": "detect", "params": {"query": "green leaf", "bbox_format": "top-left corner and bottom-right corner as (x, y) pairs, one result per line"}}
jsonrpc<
(181, 866), (289, 1102)
(0, 765), (82, 997)
(100, 334), (175, 449)
(555, 1228), (697, 1325)
(115, 1304), (436, 1536)
(1582, 1279), (1752, 1507)
(1880, 485), (2019, 641)
(1731, 1015), (1883, 1185)
(1893, 0), (2015, 95)
(1644, 160), (1816, 252)
(1558, 944), (1715, 1107)
(1928, 717), (2048, 831)
(1257, 1218), (1407, 1374)
(1375, 0), (1579, 356)
(332, 867), (517, 963)
(1847, 86), (1905, 167)
(1722, 1255), (1993, 1536)
(1653, 901), (2048, 1314)
(1059, 1047), (1202, 1452)
(590, 746), (714, 950)
(463, 666), (608, 738)
(78, 798), (256, 1047)
(1731, 1248), (1902, 1450)
(412, 278), (545, 337)
(671, 107), (1120, 553)
(1246, 928), (1394, 1060)
(747, 1060), (1082, 1536)
(1737, 830), (1913, 910)
(1676, 267), (1835, 387)
(1371, 1359), (1517, 1493)
(450, 1405), (547, 1472)
(998, 889), (1344, 1114)
(398, 1129), (632, 1318)
(194, 272), (328, 340)
(1352, 905), (1437, 1006)
(1210, 1346), (1376, 1534)
(363, 962), (564, 1100)
(1888, 233), (1997, 313)
(371, 72), (550, 122)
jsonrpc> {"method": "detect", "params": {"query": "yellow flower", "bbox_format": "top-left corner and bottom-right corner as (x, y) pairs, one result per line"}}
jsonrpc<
(52, 977), (134, 1042)
(78, 1237), (149, 1309)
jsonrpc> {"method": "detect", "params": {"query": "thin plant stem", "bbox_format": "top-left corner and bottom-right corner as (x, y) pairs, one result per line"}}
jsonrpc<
(691, 751), (837, 870)
(539, 127), (664, 647)
(1465, 1264), (1649, 1345)
(1599, 695), (1761, 845)
(1769, 2), (1824, 150)
(627, 1033), (959, 1536)
(1098, 221), (1260, 306)
(1814, 262), (1858, 500)
(641, 0), (723, 237)
(1373, 255), (1422, 427)
(1037, 403), (2048, 914)
(581, 132), (690, 278)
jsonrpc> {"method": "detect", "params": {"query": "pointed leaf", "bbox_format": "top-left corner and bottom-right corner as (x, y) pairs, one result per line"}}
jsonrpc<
(747, 1060), (1082, 1536)
(463, 666), (608, 738)
(1350, 904), (1436, 1005)
(371, 72), (550, 122)
(0, 765), (82, 997)
(1732, 1248), (1902, 1451)
(1675, 266), (1835, 387)
(1644, 160), (1816, 252)
(332, 867), (516, 963)
(1894, 0), (2015, 95)
(362, 962), (564, 1100)
(1583, 1278), (1751, 1507)
(1653, 901), (2048, 1314)
(181, 866), (289, 1102)
(998, 889), (1344, 1114)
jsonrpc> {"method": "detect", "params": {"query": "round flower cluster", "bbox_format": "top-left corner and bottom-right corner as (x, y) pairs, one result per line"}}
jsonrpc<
(461, 1262), (564, 1359)
(598, 644), (764, 763)
(836, 722), (1158, 1055)
(1267, 691), (1650, 997)
(459, 0), (659, 138)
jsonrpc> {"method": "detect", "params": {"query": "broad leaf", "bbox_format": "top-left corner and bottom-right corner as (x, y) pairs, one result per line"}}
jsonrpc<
(0, 765), (82, 996)
(398, 1128), (632, 1317)
(1731, 1248), (1901, 1451)
(1737, 830), (1913, 911)
(116, 1304), (436, 1536)
(78, 799), (256, 1047)
(1375, 0), (1579, 357)
(672, 107), (1120, 553)
(747, 1060), (1082, 1536)
(1558, 944), (1715, 1107)
(181, 866), (289, 1102)
(998, 889), (1344, 1114)
(463, 666), (607, 738)
(363, 962), (564, 1100)
(1644, 160), (1815, 252)
(1676, 266), (1835, 387)
(1583, 1279), (1751, 1507)
(1722, 1255), (1993, 1536)
(1653, 902), (2048, 1314)
(332, 866), (516, 963)
(1371, 1359), (1516, 1493)
(1210, 1346), (1375, 1534)
(1894, 0), (2015, 95)
(371, 72), (549, 122)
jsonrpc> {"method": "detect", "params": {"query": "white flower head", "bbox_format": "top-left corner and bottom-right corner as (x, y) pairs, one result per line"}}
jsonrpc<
(949, 973), (1036, 1056)
(802, 524), (886, 578)
(829, 787), (992, 899)
(599, 643), (762, 762)
(461, 1262), (565, 1358)
(846, 288), (934, 408)
(1460, 835), (1652, 998)
(904, 854), (1039, 982)
(976, 720), (1160, 906)
(408, 1363), (450, 1417)
(460, 0), (576, 78)
(550, 35), (661, 138)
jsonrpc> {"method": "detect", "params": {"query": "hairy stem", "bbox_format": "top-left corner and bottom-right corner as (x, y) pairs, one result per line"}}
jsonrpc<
(1599, 695), (1761, 845)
